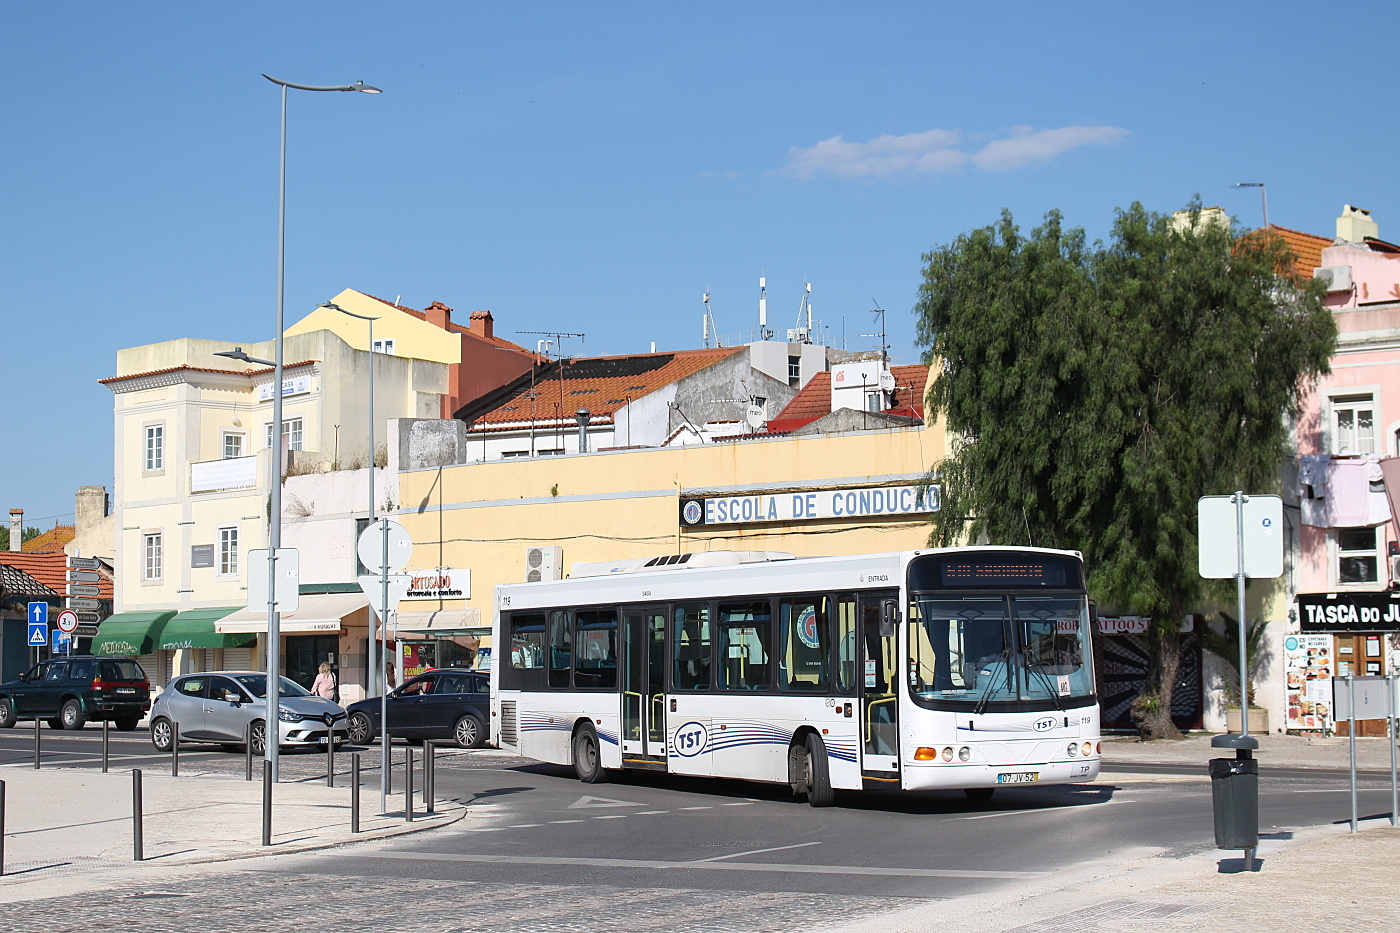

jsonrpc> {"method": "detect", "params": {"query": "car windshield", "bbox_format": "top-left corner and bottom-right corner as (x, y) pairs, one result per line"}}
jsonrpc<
(231, 674), (312, 698)
(910, 595), (1094, 705)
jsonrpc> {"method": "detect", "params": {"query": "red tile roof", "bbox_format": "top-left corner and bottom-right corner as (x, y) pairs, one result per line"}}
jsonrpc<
(99, 364), (245, 385)
(363, 293), (541, 359)
(0, 552), (114, 599)
(768, 363), (929, 433)
(22, 525), (74, 553)
(1264, 225), (1332, 279)
(459, 347), (745, 428)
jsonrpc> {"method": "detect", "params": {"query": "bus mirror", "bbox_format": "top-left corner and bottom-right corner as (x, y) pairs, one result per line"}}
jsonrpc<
(879, 599), (899, 637)
(1088, 599), (1098, 624)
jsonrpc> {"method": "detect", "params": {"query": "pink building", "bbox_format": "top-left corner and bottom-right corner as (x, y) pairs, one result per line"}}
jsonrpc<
(1287, 206), (1400, 735)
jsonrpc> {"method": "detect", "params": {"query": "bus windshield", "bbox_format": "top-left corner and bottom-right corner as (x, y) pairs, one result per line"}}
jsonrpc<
(909, 594), (1094, 708)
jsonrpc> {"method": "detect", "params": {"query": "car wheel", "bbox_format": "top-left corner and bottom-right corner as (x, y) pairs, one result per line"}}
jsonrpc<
(150, 717), (174, 752)
(347, 711), (375, 745)
(0, 698), (15, 729)
(60, 699), (88, 731)
(249, 720), (267, 756)
(572, 723), (609, 784)
(114, 716), (141, 732)
(963, 787), (995, 802)
(453, 714), (486, 749)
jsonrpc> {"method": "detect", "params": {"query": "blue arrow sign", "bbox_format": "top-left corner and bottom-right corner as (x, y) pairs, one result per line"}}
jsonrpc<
(51, 630), (72, 653)
(29, 601), (48, 626)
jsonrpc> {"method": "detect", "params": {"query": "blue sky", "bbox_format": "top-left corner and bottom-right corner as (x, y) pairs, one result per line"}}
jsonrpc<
(5, 3), (1400, 530)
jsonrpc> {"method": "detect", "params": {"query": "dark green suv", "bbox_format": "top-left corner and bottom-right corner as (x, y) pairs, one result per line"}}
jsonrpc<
(0, 656), (150, 731)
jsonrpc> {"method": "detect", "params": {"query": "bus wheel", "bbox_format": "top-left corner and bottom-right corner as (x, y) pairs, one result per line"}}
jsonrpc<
(790, 733), (835, 808)
(572, 723), (609, 784)
(964, 787), (995, 802)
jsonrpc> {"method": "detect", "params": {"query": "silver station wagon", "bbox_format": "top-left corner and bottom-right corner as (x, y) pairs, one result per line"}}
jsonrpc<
(149, 671), (348, 754)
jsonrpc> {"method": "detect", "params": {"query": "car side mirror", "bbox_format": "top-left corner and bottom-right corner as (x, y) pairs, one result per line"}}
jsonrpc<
(224, 692), (241, 704)
(16, 673), (26, 682)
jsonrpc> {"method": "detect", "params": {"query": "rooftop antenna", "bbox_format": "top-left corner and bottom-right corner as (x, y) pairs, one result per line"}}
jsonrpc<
(702, 291), (723, 348)
(758, 276), (773, 340)
(861, 304), (896, 399)
(791, 280), (813, 344)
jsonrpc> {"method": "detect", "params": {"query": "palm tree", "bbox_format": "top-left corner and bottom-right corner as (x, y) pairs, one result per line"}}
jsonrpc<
(1200, 612), (1269, 707)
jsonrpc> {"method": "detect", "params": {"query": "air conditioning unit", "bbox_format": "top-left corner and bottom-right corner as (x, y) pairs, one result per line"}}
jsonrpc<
(525, 545), (563, 583)
(1313, 265), (1354, 293)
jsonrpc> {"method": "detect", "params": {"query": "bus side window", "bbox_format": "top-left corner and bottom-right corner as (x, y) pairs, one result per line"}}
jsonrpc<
(575, 609), (618, 689)
(717, 600), (771, 691)
(834, 594), (858, 693)
(548, 608), (573, 689)
(673, 602), (711, 690)
(779, 596), (828, 692)
(502, 613), (546, 691)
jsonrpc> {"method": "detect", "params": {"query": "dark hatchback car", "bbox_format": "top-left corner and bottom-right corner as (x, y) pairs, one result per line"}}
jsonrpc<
(345, 668), (489, 748)
(0, 656), (150, 731)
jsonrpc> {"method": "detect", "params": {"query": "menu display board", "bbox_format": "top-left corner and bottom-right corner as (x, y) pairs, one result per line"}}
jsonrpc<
(1284, 634), (1333, 731)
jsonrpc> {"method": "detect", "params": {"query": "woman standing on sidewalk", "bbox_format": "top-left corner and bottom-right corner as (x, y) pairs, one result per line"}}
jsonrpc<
(311, 662), (338, 702)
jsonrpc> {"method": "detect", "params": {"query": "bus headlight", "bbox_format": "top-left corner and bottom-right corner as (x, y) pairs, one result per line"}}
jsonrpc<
(941, 747), (954, 762)
(1082, 742), (1094, 757)
(1067, 742), (1079, 757)
(958, 746), (971, 762)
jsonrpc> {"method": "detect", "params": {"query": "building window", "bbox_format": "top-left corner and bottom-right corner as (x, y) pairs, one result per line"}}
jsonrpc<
(143, 533), (163, 581)
(218, 526), (239, 576)
(502, 450), (531, 458)
(1337, 527), (1380, 585)
(787, 355), (801, 386)
(1332, 395), (1375, 454)
(144, 425), (164, 471)
(265, 418), (304, 452)
(372, 338), (396, 355)
(223, 433), (245, 459)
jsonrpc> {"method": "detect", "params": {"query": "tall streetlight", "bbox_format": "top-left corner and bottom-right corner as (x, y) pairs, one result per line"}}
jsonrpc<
(1233, 182), (1269, 230)
(237, 74), (379, 786)
(319, 300), (382, 696)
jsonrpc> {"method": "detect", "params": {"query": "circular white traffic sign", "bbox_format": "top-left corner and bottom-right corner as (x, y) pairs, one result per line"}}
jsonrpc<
(56, 609), (80, 634)
(356, 519), (414, 574)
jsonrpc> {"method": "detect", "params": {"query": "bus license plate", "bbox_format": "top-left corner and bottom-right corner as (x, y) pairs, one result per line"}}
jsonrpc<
(996, 772), (1039, 784)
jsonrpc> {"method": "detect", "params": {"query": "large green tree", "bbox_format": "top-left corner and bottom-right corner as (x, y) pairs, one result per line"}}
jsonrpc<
(914, 202), (1336, 739)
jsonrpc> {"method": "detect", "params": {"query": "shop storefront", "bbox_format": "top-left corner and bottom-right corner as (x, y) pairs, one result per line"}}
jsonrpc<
(91, 610), (177, 686)
(394, 608), (488, 678)
(215, 592), (371, 702)
(1296, 591), (1400, 737)
(156, 607), (256, 683)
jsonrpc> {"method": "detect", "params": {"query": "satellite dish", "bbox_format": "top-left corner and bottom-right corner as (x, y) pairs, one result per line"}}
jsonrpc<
(745, 404), (765, 429)
(878, 370), (896, 392)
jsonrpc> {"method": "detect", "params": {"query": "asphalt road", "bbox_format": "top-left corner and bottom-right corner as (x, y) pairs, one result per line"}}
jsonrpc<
(2, 725), (1396, 931)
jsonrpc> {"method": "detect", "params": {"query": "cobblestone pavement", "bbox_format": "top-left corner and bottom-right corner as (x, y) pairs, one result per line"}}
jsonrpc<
(0, 868), (930, 932)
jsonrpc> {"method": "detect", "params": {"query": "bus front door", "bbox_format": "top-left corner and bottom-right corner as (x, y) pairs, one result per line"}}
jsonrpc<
(860, 592), (901, 782)
(621, 607), (667, 759)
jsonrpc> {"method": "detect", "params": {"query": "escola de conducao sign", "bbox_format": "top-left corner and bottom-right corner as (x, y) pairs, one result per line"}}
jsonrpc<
(680, 484), (938, 527)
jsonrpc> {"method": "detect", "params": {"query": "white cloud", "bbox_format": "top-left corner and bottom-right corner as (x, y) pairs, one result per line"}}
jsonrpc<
(779, 124), (1128, 180)
(971, 125), (1129, 171)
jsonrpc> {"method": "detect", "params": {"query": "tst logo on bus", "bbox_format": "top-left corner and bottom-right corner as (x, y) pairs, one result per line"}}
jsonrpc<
(1033, 717), (1057, 732)
(672, 721), (708, 757)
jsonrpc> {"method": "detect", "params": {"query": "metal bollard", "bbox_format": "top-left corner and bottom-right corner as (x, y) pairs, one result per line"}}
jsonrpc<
(132, 769), (144, 862)
(326, 727), (336, 788)
(245, 722), (255, 782)
(351, 753), (361, 833)
(425, 741), (435, 815)
(261, 759), (272, 847)
(1, 778), (6, 876)
(32, 717), (40, 770)
(171, 721), (180, 777)
(405, 747), (415, 823)
(102, 719), (110, 773)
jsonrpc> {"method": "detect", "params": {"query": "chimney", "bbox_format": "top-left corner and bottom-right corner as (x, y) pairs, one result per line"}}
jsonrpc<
(75, 486), (109, 535)
(9, 509), (21, 552)
(424, 301), (453, 331)
(468, 309), (494, 340)
(1337, 205), (1379, 244)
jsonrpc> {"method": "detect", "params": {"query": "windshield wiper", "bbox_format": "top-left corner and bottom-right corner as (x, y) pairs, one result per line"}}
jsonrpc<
(973, 648), (1011, 715)
(1023, 650), (1065, 712)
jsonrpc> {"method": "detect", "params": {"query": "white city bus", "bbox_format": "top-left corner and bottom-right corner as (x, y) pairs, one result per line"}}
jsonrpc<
(491, 547), (1100, 806)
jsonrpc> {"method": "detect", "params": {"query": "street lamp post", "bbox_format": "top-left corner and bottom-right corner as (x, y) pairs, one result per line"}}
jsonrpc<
(231, 74), (379, 785)
(320, 300), (382, 700)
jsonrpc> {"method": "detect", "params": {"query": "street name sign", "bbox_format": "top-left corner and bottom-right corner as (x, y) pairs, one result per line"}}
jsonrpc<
(66, 584), (102, 597)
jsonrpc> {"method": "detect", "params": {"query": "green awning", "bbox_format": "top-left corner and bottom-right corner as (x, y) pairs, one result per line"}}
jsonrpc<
(91, 610), (177, 656)
(157, 608), (254, 650)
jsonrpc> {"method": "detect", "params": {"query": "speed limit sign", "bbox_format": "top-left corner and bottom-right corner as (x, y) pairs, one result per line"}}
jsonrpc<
(56, 609), (80, 634)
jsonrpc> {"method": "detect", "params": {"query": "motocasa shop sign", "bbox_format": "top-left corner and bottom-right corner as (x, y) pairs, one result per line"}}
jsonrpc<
(1297, 592), (1400, 632)
(680, 484), (938, 527)
(402, 568), (471, 600)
